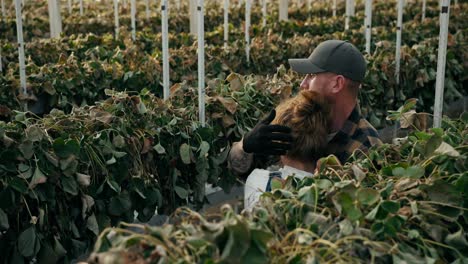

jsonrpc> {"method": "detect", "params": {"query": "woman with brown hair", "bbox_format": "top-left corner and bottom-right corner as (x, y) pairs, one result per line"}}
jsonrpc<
(244, 91), (332, 211)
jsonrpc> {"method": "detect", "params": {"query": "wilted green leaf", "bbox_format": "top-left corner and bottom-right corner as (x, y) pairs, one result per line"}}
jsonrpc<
(351, 165), (366, 181)
(422, 180), (463, 206)
(18, 167), (32, 179)
(10, 177), (28, 194)
(53, 138), (80, 159)
(298, 186), (318, 207)
(62, 176), (78, 196)
(381, 201), (400, 214)
(174, 186), (189, 199)
(198, 141), (210, 158)
(424, 135), (442, 157)
(220, 219), (250, 261)
(365, 204), (380, 221)
(81, 194), (95, 219)
(392, 167), (406, 177)
(106, 156), (116, 165)
(180, 143), (191, 164)
(29, 166), (47, 189)
(339, 219), (354, 236)
(333, 192), (362, 221)
(153, 143), (166, 154)
(357, 188), (380, 206)
(19, 140), (34, 160)
(401, 98), (418, 113)
(112, 135), (126, 148)
(113, 151), (127, 158)
(461, 112), (468, 124)
(445, 229), (468, 250)
(18, 226), (40, 257)
(137, 101), (147, 114)
(87, 214), (100, 236)
(408, 230), (420, 240)
(107, 180), (121, 193)
(108, 192), (132, 216)
(0, 208), (9, 230)
(44, 151), (59, 167)
(406, 166), (425, 179)
(53, 237), (67, 258)
(25, 126), (43, 142)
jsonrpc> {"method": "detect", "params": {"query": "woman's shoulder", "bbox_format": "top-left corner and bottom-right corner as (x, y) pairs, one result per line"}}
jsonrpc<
(246, 168), (271, 181)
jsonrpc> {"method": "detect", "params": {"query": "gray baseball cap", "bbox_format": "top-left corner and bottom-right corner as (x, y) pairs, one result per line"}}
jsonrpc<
(288, 40), (366, 82)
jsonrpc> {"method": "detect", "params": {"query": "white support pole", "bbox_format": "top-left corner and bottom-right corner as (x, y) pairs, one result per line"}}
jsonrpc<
(48, 0), (62, 38)
(279, 0), (288, 21)
(197, 0), (205, 126)
(48, 0), (56, 37)
(131, 0), (136, 41)
(433, 0), (451, 128)
(262, 0), (267, 27)
(55, 0), (61, 37)
(123, 0), (127, 9)
(364, 0), (372, 54)
(422, 0), (426, 21)
(190, 0), (197, 35)
(14, 0), (27, 106)
(79, 0), (83, 16)
(395, 0), (403, 85)
(56, 0), (62, 35)
(307, 0), (311, 12)
(345, 0), (355, 30)
(113, 0), (119, 37)
(67, 0), (71, 14)
(333, 0), (337, 17)
(224, 0), (229, 48)
(161, 0), (170, 100)
(0, 44), (3, 73)
(245, 0), (250, 64)
(1, 0), (5, 19)
(176, 0), (180, 10)
(145, 0), (150, 20)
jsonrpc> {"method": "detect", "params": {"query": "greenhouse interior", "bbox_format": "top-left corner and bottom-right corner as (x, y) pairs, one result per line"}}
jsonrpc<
(0, 0), (467, 263)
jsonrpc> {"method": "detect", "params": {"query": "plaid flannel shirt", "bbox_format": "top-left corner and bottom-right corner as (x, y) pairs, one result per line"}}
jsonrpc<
(326, 106), (382, 163)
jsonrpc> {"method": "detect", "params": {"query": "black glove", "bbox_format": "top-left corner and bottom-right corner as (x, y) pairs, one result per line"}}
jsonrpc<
(243, 110), (293, 155)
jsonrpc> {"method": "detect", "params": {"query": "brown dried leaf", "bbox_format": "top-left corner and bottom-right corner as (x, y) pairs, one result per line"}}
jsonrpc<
(0, 105), (12, 117)
(222, 115), (236, 128)
(215, 96), (238, 115)
(211, 112), (224, 119)
(447, 33), (455, 47)
(90, 109), (113, 124)
(226, 73), (244, 91)
(415, 113), (430, 131)
(141, 138), (152, 154)
(400, 110), (417, 129)
(170, 83), (182, 95)
(398, 206), (412, 217)
(394, 178), (419, 192)
(76, 173), (91, 187)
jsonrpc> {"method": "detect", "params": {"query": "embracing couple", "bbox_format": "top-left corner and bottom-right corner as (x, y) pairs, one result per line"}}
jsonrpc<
(228, 40), (383, 210)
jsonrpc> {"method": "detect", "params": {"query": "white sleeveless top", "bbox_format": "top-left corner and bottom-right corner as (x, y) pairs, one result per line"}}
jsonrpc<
(244, 166), (314, 211)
